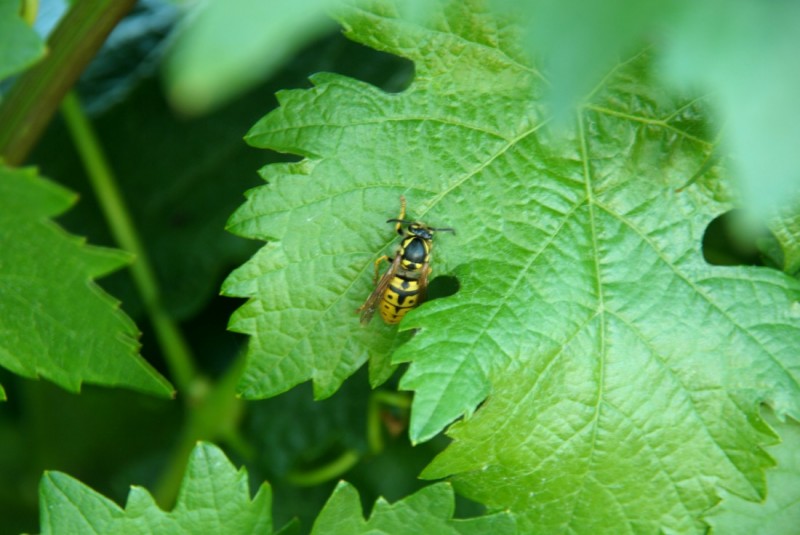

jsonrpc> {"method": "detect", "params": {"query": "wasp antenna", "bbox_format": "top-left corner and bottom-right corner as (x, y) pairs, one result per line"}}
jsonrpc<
(434, 227), (456, 235)
(386, 218), (413, 224)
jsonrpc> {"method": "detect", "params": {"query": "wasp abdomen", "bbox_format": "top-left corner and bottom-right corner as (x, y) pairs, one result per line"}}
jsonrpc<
(380, 275), (421, 324)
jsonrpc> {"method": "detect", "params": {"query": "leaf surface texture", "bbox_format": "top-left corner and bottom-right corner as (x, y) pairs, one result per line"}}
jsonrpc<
(225, 1), (800, 531)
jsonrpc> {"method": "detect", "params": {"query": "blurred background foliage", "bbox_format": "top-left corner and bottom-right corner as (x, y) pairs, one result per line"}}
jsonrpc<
(0, 0), (798, 532)
(169, 0), (800, 222)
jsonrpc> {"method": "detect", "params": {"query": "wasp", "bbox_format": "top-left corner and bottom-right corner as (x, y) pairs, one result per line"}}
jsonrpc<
(358, 196), (454, 325)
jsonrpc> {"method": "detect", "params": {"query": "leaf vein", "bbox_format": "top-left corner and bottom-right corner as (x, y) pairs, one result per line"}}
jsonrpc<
(585, 104), (713, 148)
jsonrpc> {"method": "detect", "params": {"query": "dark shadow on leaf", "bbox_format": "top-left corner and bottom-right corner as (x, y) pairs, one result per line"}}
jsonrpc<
(703, 210), (780, 269)
(426, 275), (460, 301)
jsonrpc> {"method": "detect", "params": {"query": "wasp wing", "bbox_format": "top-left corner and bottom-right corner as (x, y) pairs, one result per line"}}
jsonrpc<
(358, 254), (401, 325)
(417, 259), (431, 305)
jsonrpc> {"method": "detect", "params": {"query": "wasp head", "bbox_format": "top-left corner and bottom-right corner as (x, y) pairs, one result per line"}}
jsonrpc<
(408, 222), (434, 240)
(387, 219), (455, 239)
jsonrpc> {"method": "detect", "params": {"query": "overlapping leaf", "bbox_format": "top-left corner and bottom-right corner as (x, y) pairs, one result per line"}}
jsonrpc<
(225, 0), (800, 531)
(311, 481), (515, 534)
(0, 166), (172, 399)
(38, 442), (274, 534)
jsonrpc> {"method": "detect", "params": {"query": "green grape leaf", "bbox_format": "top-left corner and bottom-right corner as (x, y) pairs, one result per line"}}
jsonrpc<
(0, 0), (45, 82)
(311, 481), (516, 535)
(0, 166), (172, 398)
(38, 442), (274, 534)
(225, 0), (800, 531)
(706, 410), (800, 535)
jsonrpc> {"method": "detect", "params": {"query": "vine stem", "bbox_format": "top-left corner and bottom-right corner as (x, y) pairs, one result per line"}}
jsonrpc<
(286, 390), (413, 486)
(152, 350), (248, 506)
(61, 94), (251, 507)
(286, 450), (361, 487)
(0, 0), (136, 165)
(61, 92), (196, 393)
(368, 390), (411, 453)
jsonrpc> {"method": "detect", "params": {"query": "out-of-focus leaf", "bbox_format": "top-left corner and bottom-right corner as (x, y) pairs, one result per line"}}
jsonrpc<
(661, 0), (800, 219)
(165, 0), (336, 114)
(491, 0), (682, 120)
(0, 165), (173, 398)
(497, 0), (800, 218)
(311, 482), (516, 534)
(38, 442), (274, 534)
(706, 410), (800, 534)
(166, 0), (800, 214)
(0, 0), (46, 82)
(164, 0), (423, 114)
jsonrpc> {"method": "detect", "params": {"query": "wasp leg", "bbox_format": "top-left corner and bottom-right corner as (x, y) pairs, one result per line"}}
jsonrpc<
(373, 255), (391, 285)
(395, 195), (407, 235)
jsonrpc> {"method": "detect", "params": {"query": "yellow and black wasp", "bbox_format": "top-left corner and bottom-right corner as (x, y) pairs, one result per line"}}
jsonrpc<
(358, 196), (454, 325)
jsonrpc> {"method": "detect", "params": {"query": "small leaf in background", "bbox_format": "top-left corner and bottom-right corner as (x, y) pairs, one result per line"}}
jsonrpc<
(0, 166), (173, 398)
(225, 0), (800, 532)
(0, 0), (45, 82)
(247, 379), (368, 478)
(706, 410), (800, 534)
(38, 442), (274, 534)
(311, 481), (516, 535)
